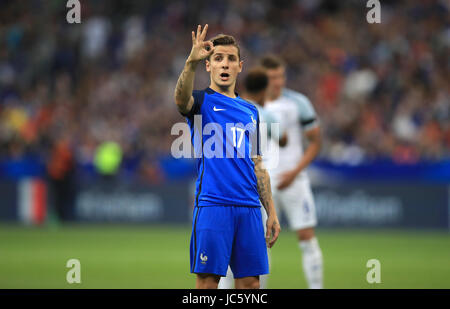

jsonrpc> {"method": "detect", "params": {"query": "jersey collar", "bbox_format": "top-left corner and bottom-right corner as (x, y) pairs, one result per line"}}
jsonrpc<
(206, 87), (239, 98)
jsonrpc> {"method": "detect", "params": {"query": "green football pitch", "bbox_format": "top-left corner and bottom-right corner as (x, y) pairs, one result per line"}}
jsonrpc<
(1, 224), (449, 289)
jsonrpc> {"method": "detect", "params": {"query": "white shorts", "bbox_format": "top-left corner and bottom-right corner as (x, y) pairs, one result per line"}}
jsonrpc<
(261, 206), (268, 235)
(271, 176), (317, 231)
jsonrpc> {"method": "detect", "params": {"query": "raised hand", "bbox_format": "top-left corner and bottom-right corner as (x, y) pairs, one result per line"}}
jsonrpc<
(187, 24), (214, 63)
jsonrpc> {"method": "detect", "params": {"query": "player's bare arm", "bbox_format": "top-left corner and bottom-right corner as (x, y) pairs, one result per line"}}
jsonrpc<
(252, 155), (281, 248)
(278, 126), (322, 190)
(174, 24), (214, 115)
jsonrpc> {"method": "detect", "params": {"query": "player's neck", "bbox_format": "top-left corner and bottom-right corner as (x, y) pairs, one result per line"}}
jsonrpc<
(267, 94), (281, 101)
(209, 83), (237, 98)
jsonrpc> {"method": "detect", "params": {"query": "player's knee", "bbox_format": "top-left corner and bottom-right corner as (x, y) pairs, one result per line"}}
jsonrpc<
(298, 227), (315, 241)
(197, 281), (218, 289)
(196, 274), (220, 289)
(199, 281), (219, 289)
(236, 277), (260, 289)
(248, 280), (260, 289)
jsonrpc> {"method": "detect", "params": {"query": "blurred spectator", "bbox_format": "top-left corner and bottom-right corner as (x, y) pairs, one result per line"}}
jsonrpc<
(47, 137), (75, 221)
(0, 0), (448, 183)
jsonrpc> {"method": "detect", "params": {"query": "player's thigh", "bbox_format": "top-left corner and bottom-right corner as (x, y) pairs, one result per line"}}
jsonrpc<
(190, 206), (234, 276)
(279, 178), (317, 231)
(230, 207), (269, 279)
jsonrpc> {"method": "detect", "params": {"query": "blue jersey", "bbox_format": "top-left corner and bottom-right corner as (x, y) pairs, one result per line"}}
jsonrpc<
(181, 87), (261, 207)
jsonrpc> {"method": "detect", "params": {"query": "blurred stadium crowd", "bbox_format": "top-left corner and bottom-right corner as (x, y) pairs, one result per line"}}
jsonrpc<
(0, 0), (448, 183)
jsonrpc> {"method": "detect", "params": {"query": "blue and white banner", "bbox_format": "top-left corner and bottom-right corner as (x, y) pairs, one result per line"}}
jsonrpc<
(311, 184), (449, 229)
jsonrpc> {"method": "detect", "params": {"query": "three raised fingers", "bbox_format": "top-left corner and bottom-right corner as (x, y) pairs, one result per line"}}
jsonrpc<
(193, 24), (209, 44)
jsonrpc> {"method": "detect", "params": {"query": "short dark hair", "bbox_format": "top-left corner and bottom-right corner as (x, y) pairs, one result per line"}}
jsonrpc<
(209, 34), (241, 60)
(259, 54), (286, 69)
(244, 67), (268, 94)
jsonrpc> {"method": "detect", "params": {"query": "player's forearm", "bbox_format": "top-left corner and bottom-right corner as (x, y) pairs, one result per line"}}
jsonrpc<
(293, 140), (320, 174)
(254, 158), (276, 217)
(174, 59), (198, 112)
(293, 127), (322, 174)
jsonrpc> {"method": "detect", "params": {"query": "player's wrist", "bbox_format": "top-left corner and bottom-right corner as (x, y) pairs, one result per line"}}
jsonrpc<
(293, 164), (304, 175)
(267, 211), (278, 221)
(186, 57), (200, 69)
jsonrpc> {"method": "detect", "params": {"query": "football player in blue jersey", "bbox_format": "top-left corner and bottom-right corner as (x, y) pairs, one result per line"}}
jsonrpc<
(218, 67), (288, 289)
(174, 24), (280, 289)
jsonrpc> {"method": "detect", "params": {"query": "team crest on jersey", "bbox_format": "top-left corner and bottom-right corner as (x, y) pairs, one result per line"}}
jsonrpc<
(200, 252), (208, 264)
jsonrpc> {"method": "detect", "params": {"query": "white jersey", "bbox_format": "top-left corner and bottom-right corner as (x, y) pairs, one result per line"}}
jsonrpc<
(245, 99), (285, 166)
(264, 88), (319, 184)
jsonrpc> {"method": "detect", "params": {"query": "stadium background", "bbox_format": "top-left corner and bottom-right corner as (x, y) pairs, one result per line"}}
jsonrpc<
(0, 0), (449, 288)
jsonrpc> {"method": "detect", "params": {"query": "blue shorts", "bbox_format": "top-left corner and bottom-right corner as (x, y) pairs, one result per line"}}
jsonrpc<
(190, 206), (269, 278)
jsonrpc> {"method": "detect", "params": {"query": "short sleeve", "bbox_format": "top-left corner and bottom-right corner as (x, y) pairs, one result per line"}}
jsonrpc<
(295, 94), (319, 131)
(179, 90), (205, 120)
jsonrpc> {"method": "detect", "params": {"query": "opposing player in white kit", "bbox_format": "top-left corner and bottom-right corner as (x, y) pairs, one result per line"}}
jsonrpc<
(219, 67), (286, 289)
(260, 55), (323, 289)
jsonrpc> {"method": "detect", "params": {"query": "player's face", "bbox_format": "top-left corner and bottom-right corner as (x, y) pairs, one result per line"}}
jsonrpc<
(206, 45), (243, 89)
(266, 67), (286, 100)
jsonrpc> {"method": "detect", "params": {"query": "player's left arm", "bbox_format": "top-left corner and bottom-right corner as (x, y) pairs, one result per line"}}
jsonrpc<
(252, 155), (281, 248)
(277, 95), (322, 190)
(277, 126), (321, 189)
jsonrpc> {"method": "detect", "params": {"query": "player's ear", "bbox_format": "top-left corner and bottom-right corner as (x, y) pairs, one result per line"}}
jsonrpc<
(238, 60), (243, 73)
(206, 59), (210, 72)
